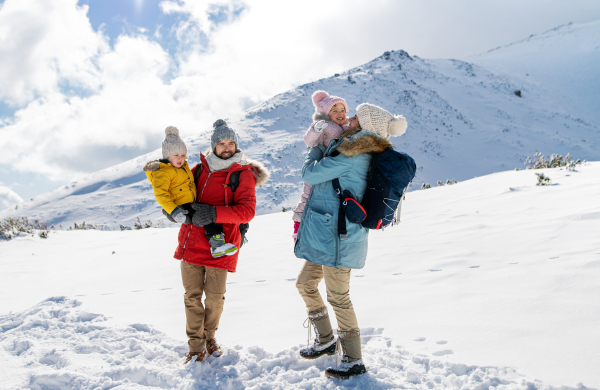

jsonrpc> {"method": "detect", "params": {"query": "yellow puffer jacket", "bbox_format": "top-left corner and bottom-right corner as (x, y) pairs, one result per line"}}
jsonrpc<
(144, 160), (197, 214)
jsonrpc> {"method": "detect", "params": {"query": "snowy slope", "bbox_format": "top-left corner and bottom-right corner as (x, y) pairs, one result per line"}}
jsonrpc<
(1, 21), (599, 228)
(469, 20), (600, 125)
(1, 163), (599, 389)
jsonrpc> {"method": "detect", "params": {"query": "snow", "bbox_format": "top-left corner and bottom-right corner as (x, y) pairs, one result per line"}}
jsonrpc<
(1, 20), (598, 229)
(2, 163), (599, 389)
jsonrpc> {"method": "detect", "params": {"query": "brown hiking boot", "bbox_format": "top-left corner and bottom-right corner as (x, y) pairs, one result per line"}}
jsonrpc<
(206, 338), (223, 357)
(183, 349), (207, 365)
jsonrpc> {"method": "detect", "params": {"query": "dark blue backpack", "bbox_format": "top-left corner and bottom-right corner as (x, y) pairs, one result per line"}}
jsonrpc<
(332, 147), (416, 236)
(361, 148), (416, 229)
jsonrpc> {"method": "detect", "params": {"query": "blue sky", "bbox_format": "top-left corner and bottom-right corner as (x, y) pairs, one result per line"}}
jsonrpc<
(1, 0), (600, 207)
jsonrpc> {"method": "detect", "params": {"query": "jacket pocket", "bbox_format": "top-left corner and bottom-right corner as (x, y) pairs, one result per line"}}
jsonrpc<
(172, 182), (189, 202)
(303, 208), (336, 256)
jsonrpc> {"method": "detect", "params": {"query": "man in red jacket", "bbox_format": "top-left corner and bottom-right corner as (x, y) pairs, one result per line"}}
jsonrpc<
(176, 119), (269, 364)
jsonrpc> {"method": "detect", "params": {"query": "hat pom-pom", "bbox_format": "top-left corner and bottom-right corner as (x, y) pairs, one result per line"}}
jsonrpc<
(165, 126), (179, 136)
(388, 115), (407, 136)
(312, 90), (329, 106)
(213, 119), (227, 129)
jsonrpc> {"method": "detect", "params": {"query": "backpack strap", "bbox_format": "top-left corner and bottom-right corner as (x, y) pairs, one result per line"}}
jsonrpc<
(193, 163), (202, 194)
(332, 178), (348, 240)
(366, 152), (380, 182)
(229, 170), (241, 193)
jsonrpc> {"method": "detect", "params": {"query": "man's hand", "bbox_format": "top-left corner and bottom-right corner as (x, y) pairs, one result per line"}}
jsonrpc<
(170, 206), (188, 224)
(191, 203), (217, 227)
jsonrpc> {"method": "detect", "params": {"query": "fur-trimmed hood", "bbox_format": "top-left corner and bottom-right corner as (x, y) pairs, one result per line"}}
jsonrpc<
(312, 112), (349, 126)
(203, 148), (270, 188)
(244, 156), (270, 187)
(143, 153), (269, 187)
(143, 160), (164, 172)
(335, 128), (394, 157)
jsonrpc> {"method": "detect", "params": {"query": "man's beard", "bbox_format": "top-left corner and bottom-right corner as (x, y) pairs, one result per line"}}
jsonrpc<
(217, 150), (234, 160)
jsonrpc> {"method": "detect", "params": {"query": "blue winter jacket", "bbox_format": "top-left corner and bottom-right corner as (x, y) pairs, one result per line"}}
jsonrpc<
(294, 129), (393, 269)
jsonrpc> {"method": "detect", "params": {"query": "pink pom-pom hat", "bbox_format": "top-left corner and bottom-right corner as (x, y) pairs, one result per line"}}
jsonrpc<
(311, 90), (348, 116)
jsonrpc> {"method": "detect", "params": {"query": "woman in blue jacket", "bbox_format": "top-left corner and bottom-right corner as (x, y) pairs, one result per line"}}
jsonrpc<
(294, 102), (408, 379)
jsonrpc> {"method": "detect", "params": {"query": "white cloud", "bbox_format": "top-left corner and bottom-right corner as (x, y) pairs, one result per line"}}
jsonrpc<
(0, 185), (23, 211)
(0, 0), (107, 106)
(1, 0), (599, 193)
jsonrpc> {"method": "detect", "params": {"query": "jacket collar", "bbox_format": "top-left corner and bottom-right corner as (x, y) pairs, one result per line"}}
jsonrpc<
(334, 129), (393, 157)
(201, 148), (270, 188)
(312, 112), (349, 126)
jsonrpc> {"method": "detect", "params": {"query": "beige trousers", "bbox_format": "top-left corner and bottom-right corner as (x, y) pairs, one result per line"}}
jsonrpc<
(180, 262), (228, 352)
(296, 260), (359, 332)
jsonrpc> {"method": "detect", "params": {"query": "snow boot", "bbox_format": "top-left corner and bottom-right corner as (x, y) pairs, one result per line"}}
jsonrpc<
(300, 308), (336, 359)
(325, 329), (367, 379)
(183, 348), (207, 364)
(209, 234), (238, 258)
(206, 338), (223, 357)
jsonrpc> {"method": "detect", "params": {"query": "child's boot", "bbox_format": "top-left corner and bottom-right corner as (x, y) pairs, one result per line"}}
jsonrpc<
(209, 234), (238, 258)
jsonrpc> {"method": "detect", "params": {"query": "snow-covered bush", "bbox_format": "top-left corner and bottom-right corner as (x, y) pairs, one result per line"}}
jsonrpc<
(69, 222), (101, 230)
(134, 218), (153, 230)
(535, 173), (551, 186)
(1, 217), (48, 240)
(525, 152), (581, 171)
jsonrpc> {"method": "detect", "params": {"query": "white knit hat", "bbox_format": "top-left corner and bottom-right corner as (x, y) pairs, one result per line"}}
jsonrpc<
(355, 103), (407, 139)
(162, 126), (187, 158)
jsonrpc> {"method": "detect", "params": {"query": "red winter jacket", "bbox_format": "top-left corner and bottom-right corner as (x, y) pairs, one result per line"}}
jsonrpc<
(174, 153), (259, 272)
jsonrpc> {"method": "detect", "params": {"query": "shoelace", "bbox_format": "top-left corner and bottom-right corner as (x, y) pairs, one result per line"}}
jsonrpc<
(335, 337), (343, 368)
(303, 317), (312, 349)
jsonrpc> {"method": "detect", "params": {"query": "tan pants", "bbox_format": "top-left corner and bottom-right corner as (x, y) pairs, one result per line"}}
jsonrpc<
(296, 261), (359, 332)
(180, 262), (228, 352)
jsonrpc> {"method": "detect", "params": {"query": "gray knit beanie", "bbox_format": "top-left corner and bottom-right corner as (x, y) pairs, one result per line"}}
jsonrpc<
(162, 126), (187, 159)
(211, 119), (239, 152)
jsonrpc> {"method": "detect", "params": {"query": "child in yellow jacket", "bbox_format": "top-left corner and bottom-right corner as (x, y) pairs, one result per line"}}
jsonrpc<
(144, 126), (237, 257)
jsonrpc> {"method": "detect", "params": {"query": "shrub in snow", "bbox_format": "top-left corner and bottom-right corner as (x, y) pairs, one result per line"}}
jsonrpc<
(134, 218), (153, 230)
(421, 183), (431, 190)
(535, 173), (551, 186)
(1, 217), (48, 240)
(525, 152), (581, 171)
(68, 222), (101, 230)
